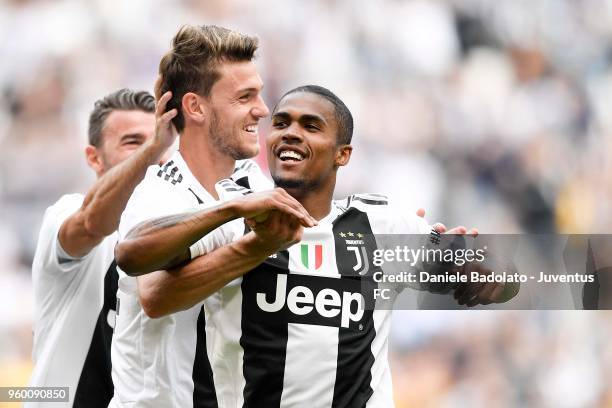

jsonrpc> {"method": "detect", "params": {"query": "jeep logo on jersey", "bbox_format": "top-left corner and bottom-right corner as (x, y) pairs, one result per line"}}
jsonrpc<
(256, 274), (365, 329)
(300, 243), (323, 270)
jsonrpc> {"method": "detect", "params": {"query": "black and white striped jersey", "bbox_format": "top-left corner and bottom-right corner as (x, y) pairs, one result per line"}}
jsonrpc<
(30, 194), (118, 408)
(110, 151), (271, 408)
(201, 185), (432, 408)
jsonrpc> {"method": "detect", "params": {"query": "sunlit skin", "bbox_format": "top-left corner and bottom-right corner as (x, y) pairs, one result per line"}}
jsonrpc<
(179, 60), (270, 196)
(85, 110), (156, 177)
(267, 92), (352, 221)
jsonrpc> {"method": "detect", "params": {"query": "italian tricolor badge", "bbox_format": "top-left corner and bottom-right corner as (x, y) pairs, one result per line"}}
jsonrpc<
(300, 244), (323, 270)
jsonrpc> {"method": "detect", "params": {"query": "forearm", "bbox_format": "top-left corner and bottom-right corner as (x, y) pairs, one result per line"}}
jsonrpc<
(59, 141), (166, 257)
(82, 141), (166, 235)
(116, 201), (240, 276)
(138, 232), (274, 317)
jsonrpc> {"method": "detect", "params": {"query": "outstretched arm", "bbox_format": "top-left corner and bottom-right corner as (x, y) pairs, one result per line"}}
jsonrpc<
(416, 209), (517, 305)
(116, 188), (317, 276)
(58, 91), (177, 258)
(137, 210), (303, 318)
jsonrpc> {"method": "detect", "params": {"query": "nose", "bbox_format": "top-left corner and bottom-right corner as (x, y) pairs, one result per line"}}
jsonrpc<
(281, 124), (304, 143)
(252, 94), (270, 118)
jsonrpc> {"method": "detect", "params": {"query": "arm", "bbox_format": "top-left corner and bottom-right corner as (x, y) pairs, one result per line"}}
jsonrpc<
(58, 92), (177, 258)
(137, 211), (302, 318)
(116, 188), (316, 276)
(413, 210), (517, 305)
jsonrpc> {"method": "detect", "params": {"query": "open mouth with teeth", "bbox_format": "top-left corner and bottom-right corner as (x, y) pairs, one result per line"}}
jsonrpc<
(244, 124), (258, 133)
(278, 149), (306, 162)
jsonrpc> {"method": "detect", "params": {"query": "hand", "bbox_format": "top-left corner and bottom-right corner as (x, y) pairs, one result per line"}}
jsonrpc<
(152, 90), (178, 156)
(244, 210), (304, 253)
(453, 263), (507, 307)
(415, 208), (478, 236)
(231, 188), (317, 228)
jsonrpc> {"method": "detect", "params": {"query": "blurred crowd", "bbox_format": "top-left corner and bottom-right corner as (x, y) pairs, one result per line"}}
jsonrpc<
(2, 0), (612, 406)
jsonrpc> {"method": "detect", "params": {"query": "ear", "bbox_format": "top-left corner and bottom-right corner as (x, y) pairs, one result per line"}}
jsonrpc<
(85, 145), (105, 176)
(334, 145), (352, 168)
(181, 92), (207, 126)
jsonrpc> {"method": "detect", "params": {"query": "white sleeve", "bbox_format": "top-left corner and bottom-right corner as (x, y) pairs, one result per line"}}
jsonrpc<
(390, 204), (433, 235)
(387, 206), (458, 294)
(189, 218), (244, 259)
(32, 194), (89, 275)
(185, 179), (249, 258)
(118, 169), (199, 240)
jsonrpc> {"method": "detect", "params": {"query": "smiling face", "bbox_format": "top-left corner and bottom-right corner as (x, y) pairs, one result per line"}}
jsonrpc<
(87, 109), (155, 177)
(267, 92), (352, 195)
(204, 61), (269, 159)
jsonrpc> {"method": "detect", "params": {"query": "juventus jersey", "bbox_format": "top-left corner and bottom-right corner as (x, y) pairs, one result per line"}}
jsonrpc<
(30, 194), (118, 408)
(109, 151), (271, 408)
(201, 187), (432, 408)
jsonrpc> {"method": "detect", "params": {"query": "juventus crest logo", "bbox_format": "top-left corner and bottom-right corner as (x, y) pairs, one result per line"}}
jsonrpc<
(347, 246), (370, 275)
(339, 231), (371, 276)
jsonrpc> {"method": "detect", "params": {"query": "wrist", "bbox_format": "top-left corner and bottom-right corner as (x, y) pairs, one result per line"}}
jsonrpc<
(233, 232), (280, 258)
(142, 138), (168, 164)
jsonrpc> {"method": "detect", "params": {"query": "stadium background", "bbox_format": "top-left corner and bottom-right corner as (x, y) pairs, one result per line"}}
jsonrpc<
(1, 0), (612, 406)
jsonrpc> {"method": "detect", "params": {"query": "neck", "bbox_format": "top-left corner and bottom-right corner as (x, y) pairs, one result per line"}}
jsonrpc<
(283, 177), (336, 221)
(179, 126), (235, 199)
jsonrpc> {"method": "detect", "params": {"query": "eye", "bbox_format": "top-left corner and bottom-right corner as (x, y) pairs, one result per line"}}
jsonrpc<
(239, 93), (251, 102)
(305, 123), (319, 131)
(121, 137), (144, 146)
(273, 121), (288, 129)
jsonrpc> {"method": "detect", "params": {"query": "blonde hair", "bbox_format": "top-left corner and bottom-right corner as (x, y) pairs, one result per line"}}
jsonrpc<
(158, 25), (259, 132)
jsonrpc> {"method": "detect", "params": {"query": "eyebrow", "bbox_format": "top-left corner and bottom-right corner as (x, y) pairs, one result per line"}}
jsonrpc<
(272, 111), (326, 125)
(236, 84), (264, 95)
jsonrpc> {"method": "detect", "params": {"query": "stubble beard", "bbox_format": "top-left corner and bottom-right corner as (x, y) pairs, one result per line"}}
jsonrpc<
(209, 109), (254, 160)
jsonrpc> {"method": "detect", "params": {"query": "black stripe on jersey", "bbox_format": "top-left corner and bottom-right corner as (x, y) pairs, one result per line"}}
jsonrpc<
(193, 305), (218, 408)
(188, 188), (204, 204)
(331, 208), (378, 407)
(350, 194), (388, 206)
(73, 260), (118, 407)
(235, 160), (254, 173)
(233, 176), (251, 190)
(223, 187), (248, 193)
(240, 250), (290, 408)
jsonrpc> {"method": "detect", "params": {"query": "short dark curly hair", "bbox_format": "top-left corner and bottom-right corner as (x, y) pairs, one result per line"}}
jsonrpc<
(275, 85), (354, 145)
(88, 89), (155, 147)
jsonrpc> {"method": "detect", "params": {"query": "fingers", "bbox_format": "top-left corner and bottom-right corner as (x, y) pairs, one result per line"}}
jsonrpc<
(154, 75), (163, 100)
(454, 280), (486, 306)
(156, 91), (173, 118)
(445, 226), (467, 235)
(432, 223), (447, 233)
(416, 208), (426, 218)
(252, 210), (303, 251)
(160, 108), (178, 123)
(269, 188), (317, 227)
(273, 203), (316, 227)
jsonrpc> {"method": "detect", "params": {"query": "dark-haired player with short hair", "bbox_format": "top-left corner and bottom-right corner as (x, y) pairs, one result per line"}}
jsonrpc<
(29, 88), (176, 408)
(116, 85), (515, 407)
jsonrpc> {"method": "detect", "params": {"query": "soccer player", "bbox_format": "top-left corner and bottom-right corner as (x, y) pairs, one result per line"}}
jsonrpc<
(108, 25), (316, 408)
(29, 88), (176, 408)
(116, 85), (516, 406)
